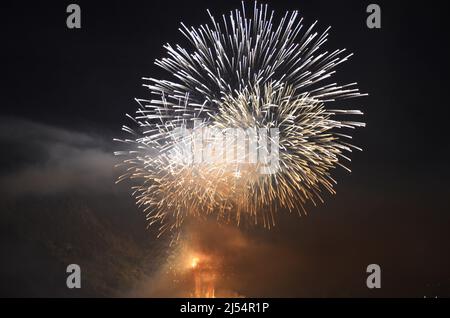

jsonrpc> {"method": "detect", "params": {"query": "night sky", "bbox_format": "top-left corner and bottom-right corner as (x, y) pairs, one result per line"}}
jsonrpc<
(1, 0), (449, 297)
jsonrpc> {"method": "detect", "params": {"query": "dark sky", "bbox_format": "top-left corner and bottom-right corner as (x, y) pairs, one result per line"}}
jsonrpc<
(1, 0), (449, 297)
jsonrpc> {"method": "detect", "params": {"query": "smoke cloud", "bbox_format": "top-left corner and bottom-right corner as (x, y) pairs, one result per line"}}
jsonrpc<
(0, 117), (119, 197)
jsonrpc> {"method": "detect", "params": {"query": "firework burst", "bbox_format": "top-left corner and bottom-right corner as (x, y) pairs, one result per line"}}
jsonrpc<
(115, 2), (365, 236)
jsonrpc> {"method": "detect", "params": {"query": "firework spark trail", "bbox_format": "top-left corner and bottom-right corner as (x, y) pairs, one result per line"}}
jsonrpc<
(114, 2), (366, 236)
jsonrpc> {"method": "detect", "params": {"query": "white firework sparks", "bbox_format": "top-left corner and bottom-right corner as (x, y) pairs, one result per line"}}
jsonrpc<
(114, 2), (366, 236)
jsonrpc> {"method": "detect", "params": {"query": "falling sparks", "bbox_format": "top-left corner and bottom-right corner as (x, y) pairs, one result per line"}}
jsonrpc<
(115, 2), (366, 236)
